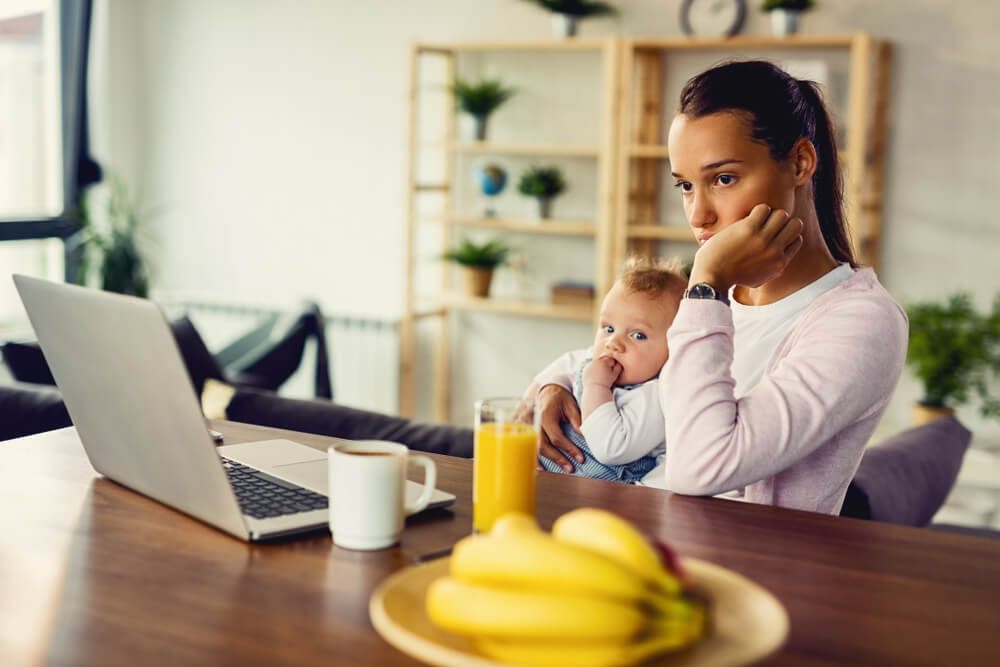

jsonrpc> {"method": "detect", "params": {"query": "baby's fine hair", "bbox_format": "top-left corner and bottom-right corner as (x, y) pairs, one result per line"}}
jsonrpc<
(620, 256), (688, 300)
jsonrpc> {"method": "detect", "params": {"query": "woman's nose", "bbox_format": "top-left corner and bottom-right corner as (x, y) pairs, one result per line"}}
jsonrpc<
(687, 191), (716, 229)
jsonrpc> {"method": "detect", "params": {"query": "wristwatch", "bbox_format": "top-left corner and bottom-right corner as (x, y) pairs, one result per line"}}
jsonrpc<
(683, 282), (730, 306)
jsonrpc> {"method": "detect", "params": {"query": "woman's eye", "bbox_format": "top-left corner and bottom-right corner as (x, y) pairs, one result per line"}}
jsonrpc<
(673, 181), (692, 193)
(715, 173), (736, 186)
(631, 332), (647, 341)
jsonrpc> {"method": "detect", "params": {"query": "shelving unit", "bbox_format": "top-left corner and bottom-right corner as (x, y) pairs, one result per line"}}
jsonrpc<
(400, 39), (620, 420)
(400, 35), (891, 423)
(614, 34), (892, 272)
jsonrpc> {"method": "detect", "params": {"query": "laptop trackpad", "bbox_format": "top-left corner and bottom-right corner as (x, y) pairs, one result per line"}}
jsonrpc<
(273, 460), (329, 494)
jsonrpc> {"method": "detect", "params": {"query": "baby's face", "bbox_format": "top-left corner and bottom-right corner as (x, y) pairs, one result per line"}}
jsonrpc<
(592, 282), (679, 386)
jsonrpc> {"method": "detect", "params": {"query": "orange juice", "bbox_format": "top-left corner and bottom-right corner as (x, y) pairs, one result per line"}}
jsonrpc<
(473, 422), (538, 533)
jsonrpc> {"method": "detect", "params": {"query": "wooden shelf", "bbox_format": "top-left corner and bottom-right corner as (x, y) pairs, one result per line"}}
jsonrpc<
(417, 39), (609, 53)
(626, 225), (694, 241)
(451, 142), (600, 157)
(630, 35), (860, 50)
(431, 295), (594, 321)
(422, 215), (597, 235)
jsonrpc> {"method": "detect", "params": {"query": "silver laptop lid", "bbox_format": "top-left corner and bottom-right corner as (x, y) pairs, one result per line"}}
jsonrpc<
(13, 275), (248, 540)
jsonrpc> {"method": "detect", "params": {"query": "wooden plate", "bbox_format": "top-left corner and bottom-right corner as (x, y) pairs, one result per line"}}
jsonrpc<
(369, 557), (788, 666)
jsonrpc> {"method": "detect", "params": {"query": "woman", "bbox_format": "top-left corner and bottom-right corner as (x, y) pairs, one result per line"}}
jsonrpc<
(526, 61), (907, 514)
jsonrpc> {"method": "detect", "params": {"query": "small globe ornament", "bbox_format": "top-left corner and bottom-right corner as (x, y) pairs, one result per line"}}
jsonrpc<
(475, 164), (508, 218)
(477, 164), (507, 196)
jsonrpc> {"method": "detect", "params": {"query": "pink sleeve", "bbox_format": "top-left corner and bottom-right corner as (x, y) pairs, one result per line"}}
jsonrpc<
(659, 296), (907, 495)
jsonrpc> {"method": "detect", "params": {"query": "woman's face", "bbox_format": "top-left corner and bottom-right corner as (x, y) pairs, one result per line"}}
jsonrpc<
(667, 111), (798, 247)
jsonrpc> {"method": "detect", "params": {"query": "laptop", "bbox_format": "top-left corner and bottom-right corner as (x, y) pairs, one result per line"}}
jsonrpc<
(13, 275), (455, 542)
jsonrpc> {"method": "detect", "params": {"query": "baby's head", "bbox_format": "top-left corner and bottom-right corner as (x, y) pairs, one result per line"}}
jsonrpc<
(593, 257), (687, 386)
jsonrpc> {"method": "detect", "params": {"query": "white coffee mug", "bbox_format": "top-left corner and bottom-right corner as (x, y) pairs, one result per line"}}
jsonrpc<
(327, 440), (437, 550)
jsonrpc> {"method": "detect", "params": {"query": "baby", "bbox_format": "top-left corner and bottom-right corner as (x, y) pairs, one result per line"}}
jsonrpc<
(533, 257), (687, 484)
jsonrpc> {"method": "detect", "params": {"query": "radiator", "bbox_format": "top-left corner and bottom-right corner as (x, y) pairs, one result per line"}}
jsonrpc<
(165, 299), (400, 415)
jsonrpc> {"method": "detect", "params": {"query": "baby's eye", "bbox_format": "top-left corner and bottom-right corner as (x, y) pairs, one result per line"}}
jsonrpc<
(631, 332), (647, 341)
(673, 181), (692, 193)
(602, 325), (614, 334)
(715, 173), (737, 186)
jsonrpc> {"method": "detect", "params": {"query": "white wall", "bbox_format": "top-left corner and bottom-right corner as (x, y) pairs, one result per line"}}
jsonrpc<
(92, 0), (1000, 438)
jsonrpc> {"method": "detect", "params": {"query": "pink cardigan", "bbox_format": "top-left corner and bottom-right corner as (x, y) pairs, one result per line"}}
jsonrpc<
(536, 268), (907, 514)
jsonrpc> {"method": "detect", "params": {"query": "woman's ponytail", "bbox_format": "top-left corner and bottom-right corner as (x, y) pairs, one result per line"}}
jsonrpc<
(796, 80), (856, 267)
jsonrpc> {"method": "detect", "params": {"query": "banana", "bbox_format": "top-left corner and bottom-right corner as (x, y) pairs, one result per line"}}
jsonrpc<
(552, 508), (681, 596)
(425, 576), (647, 641)
(475, 627), (696, 667)
(450, 528), (654, 605)
(489, 511), (540, 538)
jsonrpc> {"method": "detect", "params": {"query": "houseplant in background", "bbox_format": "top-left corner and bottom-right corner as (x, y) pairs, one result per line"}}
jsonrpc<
(517, 165), (566, 219)
(906, 292), (1000, 425)
(521, 0), (619, 38)
(70, 172), (153, 297)
(760, 0), (815, 37)
(450, 76), (516, 142)
(442, 238), (511, 298)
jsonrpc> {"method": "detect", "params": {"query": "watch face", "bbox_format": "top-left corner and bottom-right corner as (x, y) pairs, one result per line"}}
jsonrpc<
(680, 0), (746, 38)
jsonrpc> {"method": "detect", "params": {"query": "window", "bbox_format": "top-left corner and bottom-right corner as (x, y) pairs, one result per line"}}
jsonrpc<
(0, 0), (96, 332)
(0, 1), (63, 221)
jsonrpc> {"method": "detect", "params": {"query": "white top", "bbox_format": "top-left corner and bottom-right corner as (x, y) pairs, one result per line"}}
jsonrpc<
(533, 349), (666, 468)
(730, 263), (854, 398)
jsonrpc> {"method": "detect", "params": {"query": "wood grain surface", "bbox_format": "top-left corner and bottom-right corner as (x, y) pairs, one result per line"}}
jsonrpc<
(2, 421), (998, 666)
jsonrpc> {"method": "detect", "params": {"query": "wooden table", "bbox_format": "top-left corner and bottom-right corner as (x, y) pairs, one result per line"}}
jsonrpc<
(2, 421), (999, 666)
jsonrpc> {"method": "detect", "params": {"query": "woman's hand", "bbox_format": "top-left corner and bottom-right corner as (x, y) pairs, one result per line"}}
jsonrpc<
(535, 384), (584, 473)
(689, 204), (804, 291)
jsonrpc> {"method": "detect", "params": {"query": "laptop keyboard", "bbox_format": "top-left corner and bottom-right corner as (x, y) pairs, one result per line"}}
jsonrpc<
(221, 458), (328, 519)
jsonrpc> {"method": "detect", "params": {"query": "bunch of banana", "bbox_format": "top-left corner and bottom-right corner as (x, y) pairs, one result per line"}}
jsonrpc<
(425, 509), (708, 667)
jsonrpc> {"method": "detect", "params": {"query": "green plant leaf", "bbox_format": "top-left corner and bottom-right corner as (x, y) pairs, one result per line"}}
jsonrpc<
(905, 292), (1000, 422)
(522, 0), (618, 17)
(442, 238), (511, 268)
(450, 77), (516, 116)
(517, 166), (566, 198)
(760, 0), (816, 11)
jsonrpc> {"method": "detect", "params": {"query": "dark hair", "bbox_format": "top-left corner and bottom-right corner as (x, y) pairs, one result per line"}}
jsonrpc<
(678, 60), (856, 266)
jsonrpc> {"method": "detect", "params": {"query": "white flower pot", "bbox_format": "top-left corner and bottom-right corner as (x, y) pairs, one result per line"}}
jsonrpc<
(770, 9), (800, 37)
(551, 14), (579, 38)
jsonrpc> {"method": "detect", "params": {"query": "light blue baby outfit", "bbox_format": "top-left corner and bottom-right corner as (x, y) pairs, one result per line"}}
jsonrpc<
(538, 357), (659, 484)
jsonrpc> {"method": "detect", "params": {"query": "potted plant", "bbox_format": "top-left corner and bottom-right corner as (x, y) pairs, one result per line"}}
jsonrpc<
(70, 172), (153, 297)
(450, 76), (516, 142)
(905, 293), (1000, 425)
(760, 0), (816, 37)
(521, 0), (618, 38)
(443, 238), (511, 298)
(517, 166), (566, 219)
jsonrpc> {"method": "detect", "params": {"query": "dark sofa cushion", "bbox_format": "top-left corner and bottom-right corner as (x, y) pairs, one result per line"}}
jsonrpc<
(0, 382), (71, 442)
(848, 417), (972, 526)
(1, 341), (55, 385)
(226, 388), (474, 459)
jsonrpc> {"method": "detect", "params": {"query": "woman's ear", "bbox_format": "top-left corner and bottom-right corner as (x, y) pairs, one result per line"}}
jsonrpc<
(792, 138), (818, 186)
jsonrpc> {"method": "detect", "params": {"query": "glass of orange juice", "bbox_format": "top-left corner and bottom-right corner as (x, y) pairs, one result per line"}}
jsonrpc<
(473, 397), (538, 533)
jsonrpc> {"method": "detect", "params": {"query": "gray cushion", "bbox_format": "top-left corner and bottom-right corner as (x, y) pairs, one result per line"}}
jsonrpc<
(851, 417), (972, 526)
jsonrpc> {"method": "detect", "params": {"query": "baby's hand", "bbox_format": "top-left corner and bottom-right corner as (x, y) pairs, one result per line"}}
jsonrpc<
(583, 355), (622, 389)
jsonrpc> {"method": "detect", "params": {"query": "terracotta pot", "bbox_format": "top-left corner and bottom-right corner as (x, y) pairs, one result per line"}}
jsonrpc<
(462, 266), (494, 298)
(912, 403), (955, 426)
